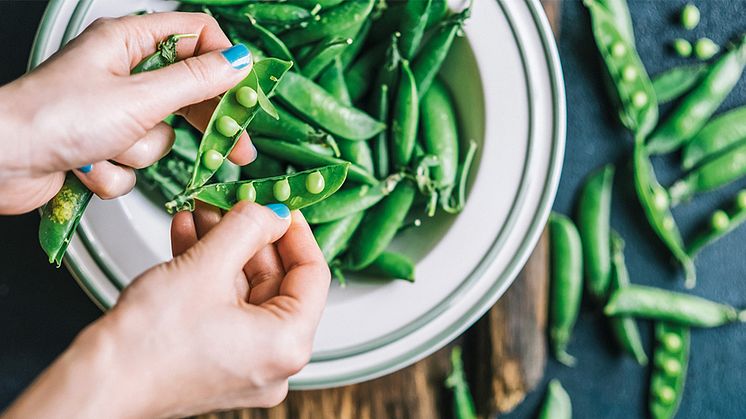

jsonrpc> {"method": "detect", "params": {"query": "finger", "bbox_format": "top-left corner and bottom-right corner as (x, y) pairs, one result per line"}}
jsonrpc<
(193, 200), (222, 239)
(245, 244), (285, 305)
(171, 211), (198, 257)
(185, 202), (291, 279)
(179, 99), (256, 165)
(73, 161), (136, 200)
(112, 122), (175, 169)
(266, 211), (331, 327)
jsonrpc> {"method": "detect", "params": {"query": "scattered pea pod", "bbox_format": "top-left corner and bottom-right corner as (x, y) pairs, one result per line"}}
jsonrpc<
(391, 60), (419, 169)
(187, 58), (292, 190)
(303, 173), (402, 224)
(686, 190), (746, 256)
(313, 212), (365, 264)
(549, 213), (583, 366)
(360, 251), (415, 282)
(445, 346), (478, 419)
(577, 164), (615, 301)
(647, 34), (746, 155)
(651, 63), (708, 105)
(595, 0), (635, 45)
(668, 140), (746, 205)
(167, 164), (348, 213)
(281, 0), (374, 48)
(681, 106), (746, 170)
(398, 0), (432, 60)
(240, 3), (313, 27)
(538, 379), (572, 419)
(605, 284), (746, 327)
(650, 323), (689, 419)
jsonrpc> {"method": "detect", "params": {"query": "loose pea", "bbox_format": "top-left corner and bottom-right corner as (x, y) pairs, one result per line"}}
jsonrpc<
(237, 183), (256, 202)
(662, 333), (683, 352)
(610, 41), (627, 58)
(273, 178), (291, 201)
(236, 86), (258, 108)
(710, 210), (730, 231)
(305, 171), (325, 194)
(694, 38), (720, 60)
(737, 190), (746, 210)
(657, 386), (676, 405)
(672, 38), (692, 57)
(680, 4), (700, 30)
(622, 65), (638, 82)
(202, 149), (223, 170)
(216, 115), (241, 137)
(631, 91), (649, 108)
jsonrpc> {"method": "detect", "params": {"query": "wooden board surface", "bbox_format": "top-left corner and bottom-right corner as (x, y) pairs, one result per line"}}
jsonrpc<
(200, 3), (560, 418)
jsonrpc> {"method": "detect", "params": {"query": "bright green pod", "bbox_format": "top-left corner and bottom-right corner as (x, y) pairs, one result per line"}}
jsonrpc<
(391, 60), (419, 169)
(651, 63), (708, 105)
(682, 106), (746, 170)
(669, 140), (746, 204)
(38, 175), (94, 266)
(398, 0), (432, 60)
(686, 189), (746, 256)
(313, 211), (365, 263)
(360, 252), (415, 282)
(538, 379), (572, 419)
(302, 174), (402, 224)
(420, 79), (460, 189)
(281, 0), (374, 48)
(650, 323), (690, 419)
(414, 6), (468, 98)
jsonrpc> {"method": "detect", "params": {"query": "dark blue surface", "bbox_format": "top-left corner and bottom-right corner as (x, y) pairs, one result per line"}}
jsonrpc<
(1, 1), (745, 417)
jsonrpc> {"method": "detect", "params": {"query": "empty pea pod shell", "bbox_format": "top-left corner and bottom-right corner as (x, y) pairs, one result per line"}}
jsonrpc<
(681, 106), (746, 170)
(188, 58), (293, 190)
(303, 173), (402, 224)
(170, 164), (348, 213)
(538, 379), (572, 419)
(38, 175), (94, 266)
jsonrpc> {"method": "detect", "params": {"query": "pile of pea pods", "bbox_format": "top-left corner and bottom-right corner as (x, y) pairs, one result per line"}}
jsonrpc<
(537, 1), (746, 418)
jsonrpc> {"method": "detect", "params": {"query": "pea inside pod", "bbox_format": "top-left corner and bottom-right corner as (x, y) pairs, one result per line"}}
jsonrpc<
(687, 189), (746, 256)
(650, 323), (690, 419)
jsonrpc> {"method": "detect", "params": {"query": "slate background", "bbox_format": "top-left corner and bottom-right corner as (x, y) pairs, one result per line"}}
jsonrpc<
(1, 0), (745, 417)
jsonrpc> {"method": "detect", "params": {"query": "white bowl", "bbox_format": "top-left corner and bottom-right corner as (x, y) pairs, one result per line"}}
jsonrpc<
(30, 0), (565, 389)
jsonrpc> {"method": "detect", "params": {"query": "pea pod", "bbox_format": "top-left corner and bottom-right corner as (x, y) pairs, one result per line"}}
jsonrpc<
(339, 18), (371, 68)
(240, 153), (286, 179)
(538, 379), (572, 419)
(276, 71), (385, 141)
(286, 0), (345, 11)
(647, 35), (746, 155)
(188, 58), (292, 190)
(650, 323), (689, 419)
(252, 137), (377, 185)
(168, 164), (348, 212)
(549, 213), (583, 367)
(249, 105), (329, 145)
(604, 285), (746, 327)
(281, 0), (374, 48)
(577, 164), (615, 301)
(346, 42), (388, 103)
(300, 37), (353, 80)
(245, 15), (296, 65)
(445, 346), (477, 419)
(651, 63), (708, 105)
(687, 190), (746, 256)
(318, 57), (352, 104)
(346, 181), (416, 269)
(609, 232), (648, 366)
(132, 33), (197, 73)
(669, 140), (746, 205)
(595, 0), (635, 44)
(420, 79), (460, 189)
(360, 252), (415, 282)
(313, 212), (365, 263)
(178, 0), (252, 5)
(303, 174), (402, 224)
(240, 3), (312, 26)
(371, 84), (391, 178)
(391, 60), (418, 169)
(681, 106), (746, 170)
(398, 0), (432, 60)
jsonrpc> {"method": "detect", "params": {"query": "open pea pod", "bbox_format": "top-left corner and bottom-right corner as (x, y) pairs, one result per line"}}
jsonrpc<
(188, 58), (292, 190)
(38, 176), (93, 266)
(169, 164), (349, 212)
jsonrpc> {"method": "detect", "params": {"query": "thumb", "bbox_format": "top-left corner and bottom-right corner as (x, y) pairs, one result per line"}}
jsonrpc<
(185, 201), (291, 279)
(128, 44), (252, 123)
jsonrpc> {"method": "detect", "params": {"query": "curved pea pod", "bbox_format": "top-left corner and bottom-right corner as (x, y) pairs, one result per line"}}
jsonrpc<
(650, 323), (689, 419)
(595, 0), (635, 44)
(371, 84), (391, 179)
(538, 379), (572, 419)
(338, 140), (375, 174)
(398, 0), (432, 60)
(168, 164), (348, 213)
(38, 175), (94, 266)
(604, 285), (746, 327)
(360, 252), (415, 282)
(318, 57), (353, 105)
(549, 213), (583, 367)
(687, 190), (746, 256)
(584, 0), (658, 137)
(245, 15), (296, 65)
(249, 105), (329, 145)
(345, 181), (417, 270)
(445, 346), (478, 419)
(647, 35), (746, 155)
(608, 232), (648, 366)
(253, 137), (377, 185)
(188, 58), (293, 190)
(577, 164), (614, 301)
(633, 139), (696, 287)
(313, 211), (365, 263)
(276, 71), (385, 141)
(651, 63), (708, 105)
(303, 173), (402, 224)
(669, 140), (746, 205)
(412, 7), (471, 98)
(240, 3), (313, 26)
(281, 0), (374, 49)
(391, 60), (419, 169)
(682, 106), (746, 170)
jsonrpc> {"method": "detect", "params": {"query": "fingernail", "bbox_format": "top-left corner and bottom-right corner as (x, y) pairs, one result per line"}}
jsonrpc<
(249, 143), (258, 163)
(77, 164), (93, 174)
(265, 203), (290, 219)
(221, 44), (251, 70)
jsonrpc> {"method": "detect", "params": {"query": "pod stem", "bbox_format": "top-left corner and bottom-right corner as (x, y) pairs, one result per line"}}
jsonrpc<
(668, 181), (691, 206)
(554, 349), (577, 367)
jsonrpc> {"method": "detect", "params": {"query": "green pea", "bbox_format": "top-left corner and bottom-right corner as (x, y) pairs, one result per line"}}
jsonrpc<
(736, 190), (746, 210)
(662, 333), (683, 352)
(305, 171), (325, 194)
(273, 178), (291, 201)
(662, 215), (675, 231)
(710, 210), (730, 231)
(237, 182), (256, 202)
(656, 385), (676, 405)
(202, 149), (223, 170)
(662, 358), (682, 376)
(681, 4), (700, 30)
(631, 91), (649, 108)
(653, 188), (669, 210)
(672, 38), (692, 57)
(610, 41), (627, 58)
(236, 86), (259, 108)
(622, 65), (638, 82)
(216, 115), (241, 137)
(694, 38), (720, 60)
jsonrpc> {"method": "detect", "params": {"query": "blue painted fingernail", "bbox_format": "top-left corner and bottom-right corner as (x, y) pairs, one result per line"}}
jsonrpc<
(266, 203), (290, 219)
(221, 44), (251, 70)
(77, 164), (93, 174)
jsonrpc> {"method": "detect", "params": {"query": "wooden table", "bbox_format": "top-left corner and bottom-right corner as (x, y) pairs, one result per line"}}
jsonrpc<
(201, 2), (560, 417)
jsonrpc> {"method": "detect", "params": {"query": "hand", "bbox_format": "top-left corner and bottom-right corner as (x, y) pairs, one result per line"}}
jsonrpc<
(3, 202), (331, 418)
(0, 12), (257, 214)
